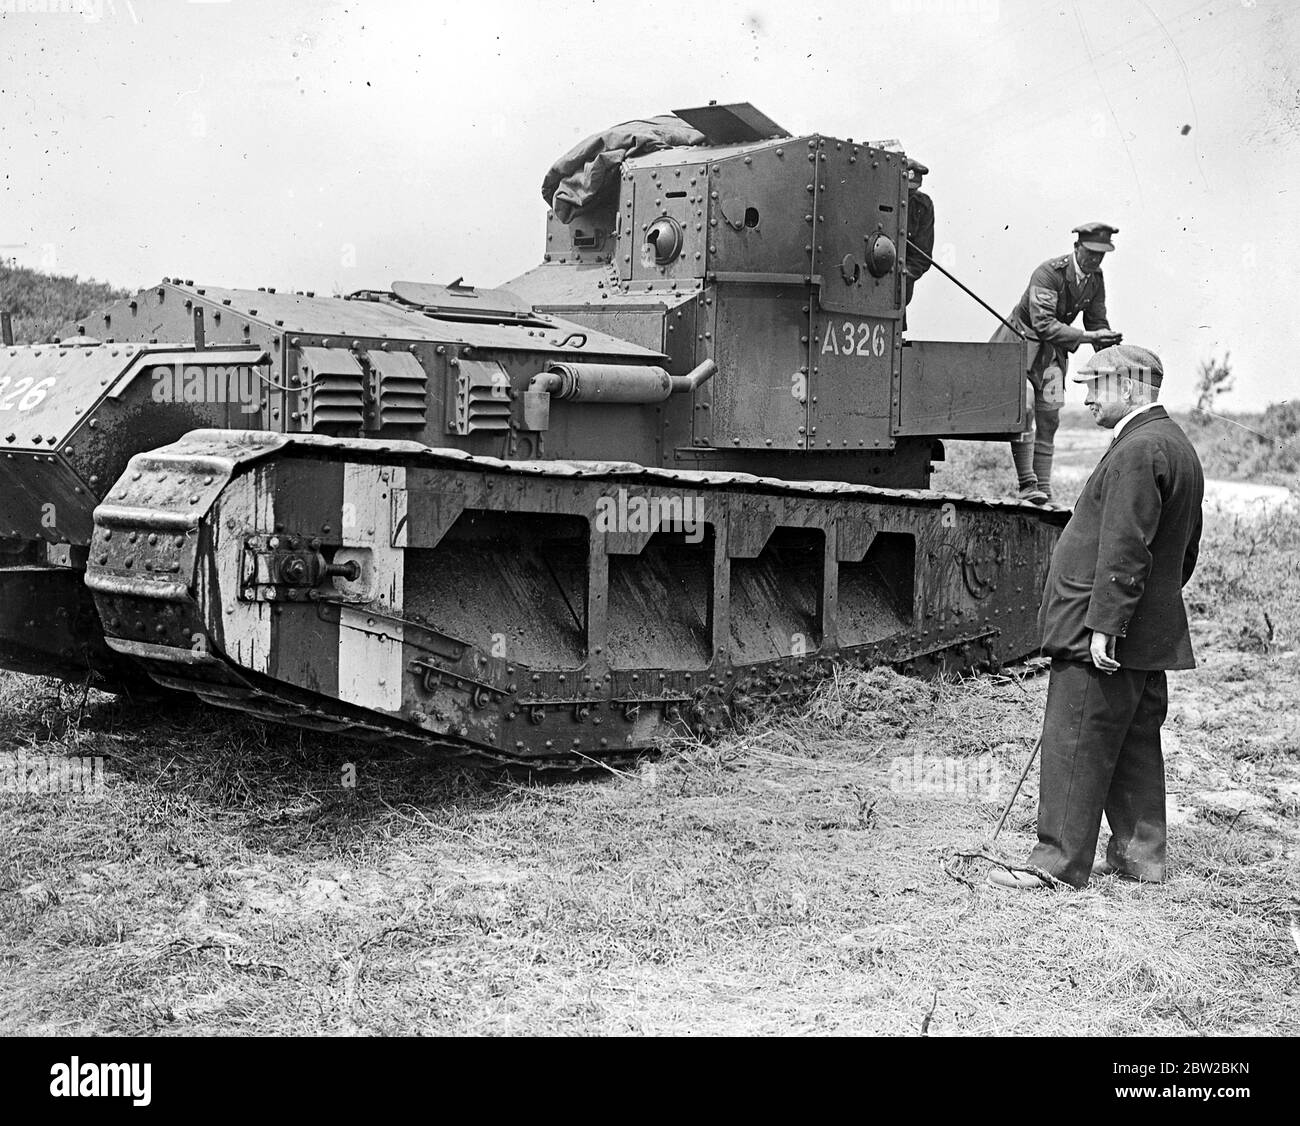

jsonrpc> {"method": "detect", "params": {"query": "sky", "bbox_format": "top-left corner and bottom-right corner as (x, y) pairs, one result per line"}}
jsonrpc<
(1, 0), (1296, 410)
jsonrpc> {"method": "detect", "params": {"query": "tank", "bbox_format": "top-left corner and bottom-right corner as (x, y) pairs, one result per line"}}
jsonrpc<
(0, 103), (1065, 766)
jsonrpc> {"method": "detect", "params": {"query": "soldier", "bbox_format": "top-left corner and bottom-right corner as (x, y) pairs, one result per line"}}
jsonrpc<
(992, 222), (1123, 502)
(903, 158), (934, 318)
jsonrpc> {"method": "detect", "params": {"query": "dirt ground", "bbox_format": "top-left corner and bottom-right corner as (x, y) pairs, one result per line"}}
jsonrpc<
(1, 427), (1296, 1036)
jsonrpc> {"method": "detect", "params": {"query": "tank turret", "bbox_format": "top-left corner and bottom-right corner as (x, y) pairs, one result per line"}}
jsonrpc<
(508, 102), (1027, 486)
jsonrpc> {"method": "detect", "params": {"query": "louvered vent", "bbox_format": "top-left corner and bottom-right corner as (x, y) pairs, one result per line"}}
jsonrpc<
(298, 346), (364, 430)
(449, 358), (511, 435)
(367, 350), (427, 427)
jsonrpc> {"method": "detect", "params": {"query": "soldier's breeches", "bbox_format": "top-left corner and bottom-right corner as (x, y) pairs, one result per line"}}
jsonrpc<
(1028, 660), (1169, 888)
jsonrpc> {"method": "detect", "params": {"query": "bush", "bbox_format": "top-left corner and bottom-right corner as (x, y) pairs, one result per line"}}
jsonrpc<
(0, 264), (129, 344)
(1180, 406), (1300, 486)
(1184, 503), (1300, 652)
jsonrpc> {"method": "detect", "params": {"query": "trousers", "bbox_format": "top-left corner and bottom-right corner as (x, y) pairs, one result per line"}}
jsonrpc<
(1028, 659), (1169, 888)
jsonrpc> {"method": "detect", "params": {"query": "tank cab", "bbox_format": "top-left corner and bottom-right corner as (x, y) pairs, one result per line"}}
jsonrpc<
(507, 102), (1028, 487)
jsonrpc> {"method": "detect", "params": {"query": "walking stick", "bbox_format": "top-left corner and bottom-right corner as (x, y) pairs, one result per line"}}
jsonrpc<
(991, 736), (1042, 843)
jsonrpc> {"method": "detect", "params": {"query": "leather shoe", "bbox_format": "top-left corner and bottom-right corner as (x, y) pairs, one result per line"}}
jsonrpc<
(1091, 860), (1161, 883)
(987, 867), (1052, 890)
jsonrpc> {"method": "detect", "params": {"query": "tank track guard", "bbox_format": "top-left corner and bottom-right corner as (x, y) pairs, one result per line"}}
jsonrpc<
(85, 429), (1066, 767)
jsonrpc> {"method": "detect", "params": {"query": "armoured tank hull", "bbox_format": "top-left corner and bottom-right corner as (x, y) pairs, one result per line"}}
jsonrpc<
(82, 429), (1064, 767)
(0, 104), (1063, 764)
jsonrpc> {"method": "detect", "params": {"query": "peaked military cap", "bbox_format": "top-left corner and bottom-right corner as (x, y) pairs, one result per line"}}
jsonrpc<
(1071, 222), (1118, 252)
(905, 157), (929, 177)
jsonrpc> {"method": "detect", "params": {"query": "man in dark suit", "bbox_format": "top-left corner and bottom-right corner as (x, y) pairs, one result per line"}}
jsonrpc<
(990, 345), (1204, 890)
(991, 223), (1124, 503)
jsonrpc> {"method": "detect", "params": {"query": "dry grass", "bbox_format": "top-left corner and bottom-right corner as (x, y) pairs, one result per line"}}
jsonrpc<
(1, 426), (1295, 1036)
(1, 629), (1296, 1035)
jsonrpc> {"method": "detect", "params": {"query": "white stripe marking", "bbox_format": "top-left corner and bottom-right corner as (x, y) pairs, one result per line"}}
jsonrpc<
(338, 464), (405, 712)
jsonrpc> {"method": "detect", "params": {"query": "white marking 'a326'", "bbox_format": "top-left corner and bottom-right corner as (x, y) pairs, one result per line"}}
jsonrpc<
(820, 320), (885, 358)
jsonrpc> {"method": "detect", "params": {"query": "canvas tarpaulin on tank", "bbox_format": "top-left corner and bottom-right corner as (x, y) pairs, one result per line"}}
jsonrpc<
(541, 115), (706, 224)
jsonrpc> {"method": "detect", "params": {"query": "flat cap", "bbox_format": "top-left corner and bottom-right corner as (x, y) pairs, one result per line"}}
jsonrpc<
(1072, 344), (1162, 387)
(1071, 222), (1118, 252)
(905, 157), (929, 177)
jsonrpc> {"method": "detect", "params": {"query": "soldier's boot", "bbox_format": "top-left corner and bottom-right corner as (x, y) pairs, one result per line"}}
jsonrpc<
(1010, 435), (1045, 501)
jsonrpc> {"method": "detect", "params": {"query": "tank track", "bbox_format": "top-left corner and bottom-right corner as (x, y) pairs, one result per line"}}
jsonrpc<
(84, 430), (1067, 769)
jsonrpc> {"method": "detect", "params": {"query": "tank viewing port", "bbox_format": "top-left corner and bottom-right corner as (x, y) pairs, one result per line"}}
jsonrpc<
(642, 216), (685, 266)
(865, 233), (897, 277)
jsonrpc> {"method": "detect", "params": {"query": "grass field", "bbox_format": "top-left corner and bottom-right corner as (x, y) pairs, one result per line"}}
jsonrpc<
(1, 425), (1297, 1036)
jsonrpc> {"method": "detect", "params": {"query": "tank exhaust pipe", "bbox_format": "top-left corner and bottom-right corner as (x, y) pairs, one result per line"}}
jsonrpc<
(528, 358), (716, 404)
(669, 359), (717, 394)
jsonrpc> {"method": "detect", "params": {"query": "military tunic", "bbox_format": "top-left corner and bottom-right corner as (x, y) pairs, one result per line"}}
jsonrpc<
(990, 252), (1110, 392)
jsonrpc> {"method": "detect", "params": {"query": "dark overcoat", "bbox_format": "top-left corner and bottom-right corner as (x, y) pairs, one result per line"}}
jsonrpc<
(1038, 406), (1204, 670)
